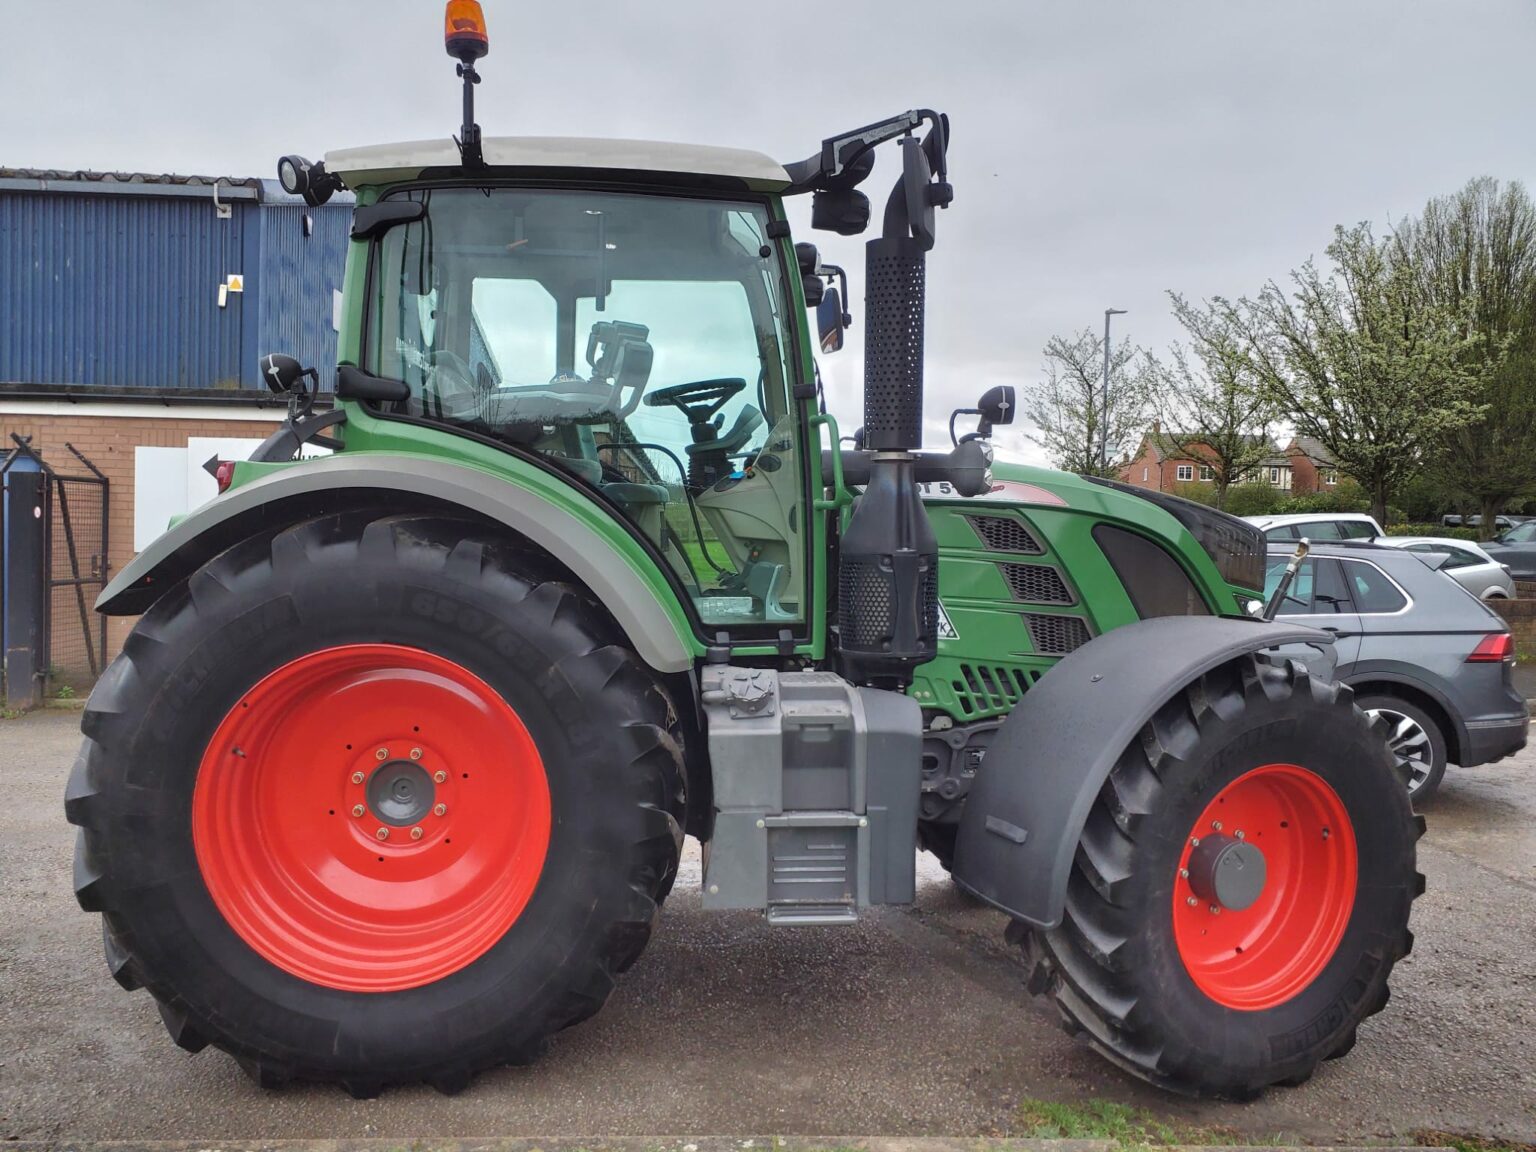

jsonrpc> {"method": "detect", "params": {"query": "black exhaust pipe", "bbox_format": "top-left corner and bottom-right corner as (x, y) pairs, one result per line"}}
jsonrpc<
(837, 125), (950, 688)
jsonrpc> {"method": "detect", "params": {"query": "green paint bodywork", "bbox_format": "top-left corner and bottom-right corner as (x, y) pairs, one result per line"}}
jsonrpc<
(221, 173), (1241, 724)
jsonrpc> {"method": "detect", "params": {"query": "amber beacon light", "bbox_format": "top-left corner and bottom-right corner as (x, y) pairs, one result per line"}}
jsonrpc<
(445, 1), (490, 61)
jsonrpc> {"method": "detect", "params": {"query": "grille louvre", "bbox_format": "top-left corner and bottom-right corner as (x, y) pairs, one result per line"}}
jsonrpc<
(952, 663), (1040, 715)
(1000, 562), (1074, 605)
(1024, 613), (1092, 655)
(967, 515), (1043, 554)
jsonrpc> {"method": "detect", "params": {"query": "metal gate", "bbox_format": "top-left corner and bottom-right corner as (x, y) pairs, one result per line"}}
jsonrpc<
(1, 435), (109, 708)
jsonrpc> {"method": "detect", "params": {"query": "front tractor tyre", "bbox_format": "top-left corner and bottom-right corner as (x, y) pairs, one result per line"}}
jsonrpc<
(66, 512), (686, 1094)
(1016, 656), (1423, 1099)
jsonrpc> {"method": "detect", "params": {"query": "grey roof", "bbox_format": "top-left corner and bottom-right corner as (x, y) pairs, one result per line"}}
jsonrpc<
(324, 137), (791, 190)
(1139, 428), (1276, 463)
(0, 168), (351, 205)
(1289, 436), (1338, 467)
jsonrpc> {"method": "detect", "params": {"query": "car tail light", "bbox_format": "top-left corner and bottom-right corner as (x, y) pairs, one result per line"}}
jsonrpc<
(1467, 632), (1514, 662)
(213, 460), (237, 494)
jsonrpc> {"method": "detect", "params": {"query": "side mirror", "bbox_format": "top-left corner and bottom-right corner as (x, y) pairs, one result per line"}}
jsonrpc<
(817, 287), (846, 353)
(260, 353), (318, 396)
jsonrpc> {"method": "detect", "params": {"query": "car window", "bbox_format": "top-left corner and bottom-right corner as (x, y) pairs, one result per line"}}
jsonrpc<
(1301, 520), (1342, 540)
(1503, 522), (1536, 543)
(1440, 546), (1480, 571)
(1342, 560), (1407, 613)
(1339, 519), (1377, 539)
(1264, 525), (1296, 542)
(1264, 556), (1315, 612)
(1313, 558), (1353, 613)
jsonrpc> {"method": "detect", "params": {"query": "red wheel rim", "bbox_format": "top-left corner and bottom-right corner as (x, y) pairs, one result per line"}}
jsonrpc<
(1172, 763), (1357, 1010)
(192, 644), (550, 993)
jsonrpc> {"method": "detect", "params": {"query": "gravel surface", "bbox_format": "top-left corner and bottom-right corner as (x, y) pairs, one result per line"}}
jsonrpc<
(2, 709), (1532, 1145)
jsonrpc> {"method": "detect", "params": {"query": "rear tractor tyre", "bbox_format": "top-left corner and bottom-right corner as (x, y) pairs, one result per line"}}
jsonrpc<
(66, 511), (686, 1093)
(1018, 656), (1422, 1099)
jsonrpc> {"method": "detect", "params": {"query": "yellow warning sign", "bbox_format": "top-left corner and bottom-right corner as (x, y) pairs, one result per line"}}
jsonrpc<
(225, 273), (245, 293)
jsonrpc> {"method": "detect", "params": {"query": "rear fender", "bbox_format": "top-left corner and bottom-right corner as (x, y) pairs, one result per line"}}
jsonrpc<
(96, 453), (699, 674)
(951, 615), (1331, 928)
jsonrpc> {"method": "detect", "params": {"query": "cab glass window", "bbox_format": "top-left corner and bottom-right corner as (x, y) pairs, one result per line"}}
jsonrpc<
(367, 187), (806, 629)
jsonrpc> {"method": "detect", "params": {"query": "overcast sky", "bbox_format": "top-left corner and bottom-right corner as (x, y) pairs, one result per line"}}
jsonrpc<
(5, 0), (1535, 464)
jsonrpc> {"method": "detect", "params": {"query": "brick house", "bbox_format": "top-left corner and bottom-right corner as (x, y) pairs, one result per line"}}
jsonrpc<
(1284, 436), (1339, 494)
(1118, 424), (1277, 492)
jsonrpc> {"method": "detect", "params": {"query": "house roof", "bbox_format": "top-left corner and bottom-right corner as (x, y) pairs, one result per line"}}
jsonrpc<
(1138, 428), (1276, 464)
(1288, 436), (1338, 467)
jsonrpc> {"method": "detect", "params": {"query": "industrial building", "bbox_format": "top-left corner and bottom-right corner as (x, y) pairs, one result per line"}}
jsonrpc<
(1, 169), (351, 703)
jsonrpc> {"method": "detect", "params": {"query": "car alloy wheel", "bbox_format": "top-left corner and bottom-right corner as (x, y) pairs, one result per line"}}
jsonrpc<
(1366, 706), (1436, 797)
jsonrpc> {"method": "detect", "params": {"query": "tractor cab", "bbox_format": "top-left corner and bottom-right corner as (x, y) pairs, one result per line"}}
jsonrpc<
(326, 144), (812, 627)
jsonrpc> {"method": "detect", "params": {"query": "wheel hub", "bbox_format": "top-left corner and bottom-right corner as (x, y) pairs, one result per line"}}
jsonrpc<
(1186, 833), (1267, 912)
(366, 761), (435, 826)
(192, 643), (551, 993)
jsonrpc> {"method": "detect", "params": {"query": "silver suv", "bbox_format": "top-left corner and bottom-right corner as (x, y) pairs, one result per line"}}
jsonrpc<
(1265, 543), (1528, 801)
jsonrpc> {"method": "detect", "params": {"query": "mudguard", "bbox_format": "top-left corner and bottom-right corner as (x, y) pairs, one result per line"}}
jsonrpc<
(950, 615), (1331, 928)
(96, 453), (698, 674)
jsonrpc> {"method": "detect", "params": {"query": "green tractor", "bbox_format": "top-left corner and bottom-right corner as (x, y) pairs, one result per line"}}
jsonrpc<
(67, 4), (1420, 1101)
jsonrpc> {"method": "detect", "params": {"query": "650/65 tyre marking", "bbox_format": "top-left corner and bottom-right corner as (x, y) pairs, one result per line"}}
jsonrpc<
(192, 643), (551, 993)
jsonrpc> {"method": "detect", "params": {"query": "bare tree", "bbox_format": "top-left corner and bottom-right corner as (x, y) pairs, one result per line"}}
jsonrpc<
(1222, 223), (1487, 525)
(1024, 329), (1155, 477)
(1151, 294), (1276, 508)
(1395, 177), (1536, 532)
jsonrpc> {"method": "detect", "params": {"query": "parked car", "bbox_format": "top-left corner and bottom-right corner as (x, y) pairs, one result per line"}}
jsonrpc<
(1265, 543), (1528, 801)
(1377, 536), (1515, 600)
(1441, 513), (1521, 531)
(1247, 512), (1384, 542)
(1481, 520), (1536, 579)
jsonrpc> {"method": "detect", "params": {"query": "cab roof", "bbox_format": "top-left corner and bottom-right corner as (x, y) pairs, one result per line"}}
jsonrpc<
(324, 136), (791, 192)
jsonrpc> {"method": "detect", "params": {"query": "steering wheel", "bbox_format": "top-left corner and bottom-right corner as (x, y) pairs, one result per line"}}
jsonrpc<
(643, 377), (747, 421)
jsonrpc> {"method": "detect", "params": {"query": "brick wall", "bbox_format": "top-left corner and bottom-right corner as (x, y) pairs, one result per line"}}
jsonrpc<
(1498, 590), (1536, 655)
(1, 408), (283, 674)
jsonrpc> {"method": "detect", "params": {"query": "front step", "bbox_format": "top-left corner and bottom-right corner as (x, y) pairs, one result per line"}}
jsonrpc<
(765, 903), (860, 926)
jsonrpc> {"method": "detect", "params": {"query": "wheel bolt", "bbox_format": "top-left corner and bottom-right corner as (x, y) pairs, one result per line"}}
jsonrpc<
(410, 826), (424, 841)
(1235, 829), (1245, 840)
(376, 827), (390, 841)
(410, 748), (422, 760)
(376, 748), (389, 761)
(1212, 820), (1223, 831)
(433, 803), (447, 817)
(434, 770), (447, 783)
(1190, 837), (1201, 847)
(1179, 868), (1190, 879)
(1322, 828), (1331, 840)
(351, 771), (364, 784)
(1186, 896), (1198, 906)
(351, 804), (365, 818)
(1209, 905), (1221, 915)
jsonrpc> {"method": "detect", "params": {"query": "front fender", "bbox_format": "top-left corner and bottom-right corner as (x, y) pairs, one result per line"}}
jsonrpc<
(951, 615), (1331, 928)
(97, 453), (700, 674)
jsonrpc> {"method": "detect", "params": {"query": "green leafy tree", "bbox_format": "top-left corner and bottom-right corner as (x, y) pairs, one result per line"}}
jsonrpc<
(1150, 294), (1277, 509)
(1024, 329), (1155, 477)
(1394, 177), (1536, 535)
(1222, 223), (1488, 525)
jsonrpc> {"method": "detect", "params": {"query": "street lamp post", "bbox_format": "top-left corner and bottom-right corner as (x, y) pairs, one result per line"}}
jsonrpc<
(1101, 308), (1127, 473)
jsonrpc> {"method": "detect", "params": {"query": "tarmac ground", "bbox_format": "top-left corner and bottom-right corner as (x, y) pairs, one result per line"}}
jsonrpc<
(2, 709), (1533, 1146)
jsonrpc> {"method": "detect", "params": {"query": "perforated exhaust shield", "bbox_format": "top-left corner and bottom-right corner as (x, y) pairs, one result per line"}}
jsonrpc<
(863, 237), (927, 451)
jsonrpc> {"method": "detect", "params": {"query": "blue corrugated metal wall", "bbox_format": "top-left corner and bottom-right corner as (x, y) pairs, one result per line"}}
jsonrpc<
(0, 184), (351, 390)
(258, 200), (351, 386)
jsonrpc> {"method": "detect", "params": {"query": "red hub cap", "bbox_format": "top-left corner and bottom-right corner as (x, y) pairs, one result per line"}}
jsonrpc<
(1172, 763), (1357, 1010)
(192, 644), (550, 993)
